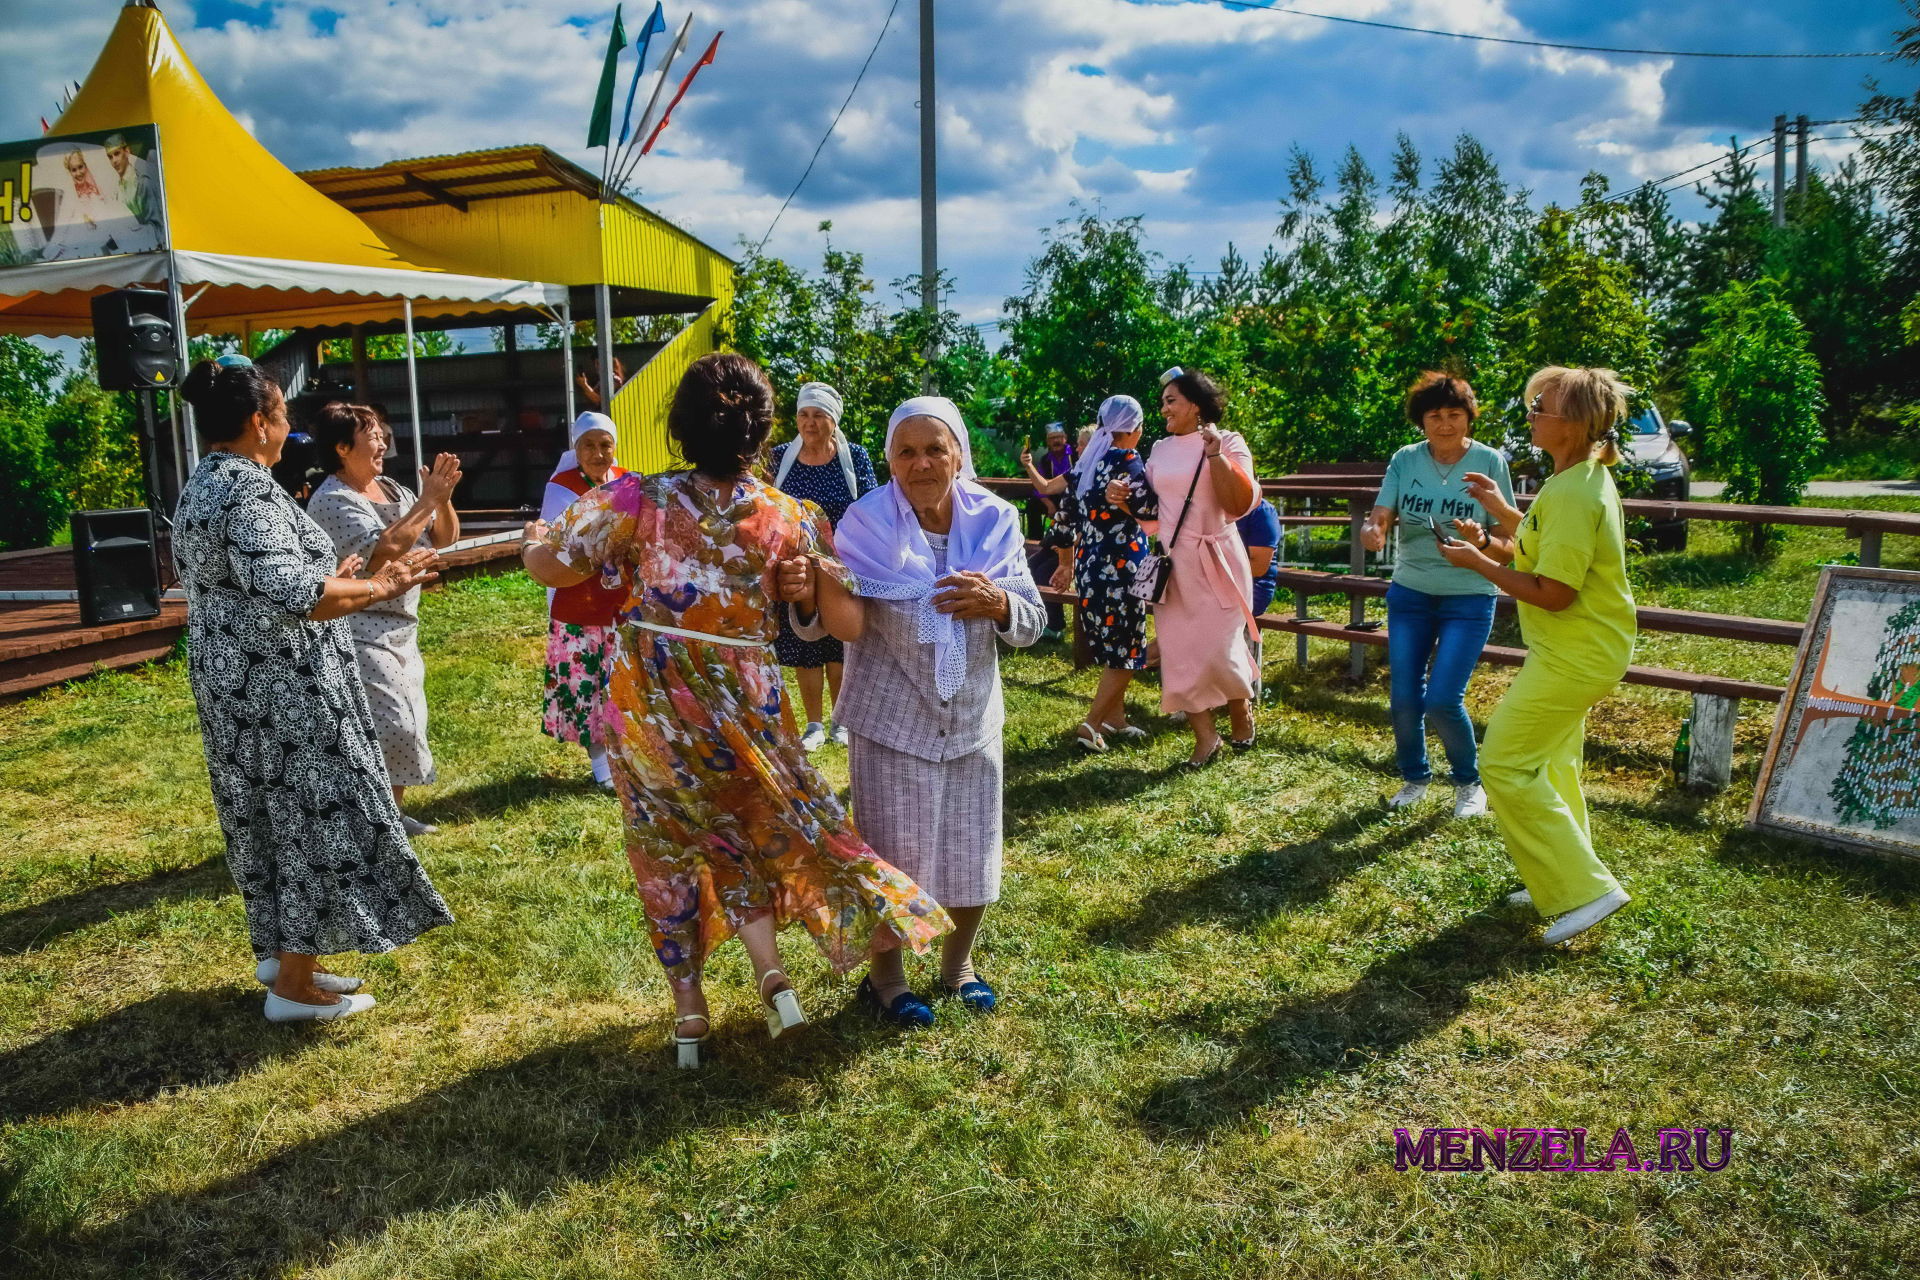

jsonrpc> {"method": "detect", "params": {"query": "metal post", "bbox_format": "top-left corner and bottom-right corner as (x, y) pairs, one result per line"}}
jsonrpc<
(918, 0), (939, 391)
(1794, 114), (1809, 200)
(402, 296), (425, 481)
(1772, 114), (1787, 228)
(559, 297), (577, 425)
(1347, 509), (1366, 679)
(164, 250), (197, 469)
(351, 323), (369, 400)
(594, 280), (616, 411)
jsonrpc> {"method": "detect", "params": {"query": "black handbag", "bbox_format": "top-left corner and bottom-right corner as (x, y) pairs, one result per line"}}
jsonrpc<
(1127, 452), (1207, 604)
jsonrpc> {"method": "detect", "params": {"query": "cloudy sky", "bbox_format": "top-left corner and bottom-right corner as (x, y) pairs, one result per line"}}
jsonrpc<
(4, 0), (1914, 329)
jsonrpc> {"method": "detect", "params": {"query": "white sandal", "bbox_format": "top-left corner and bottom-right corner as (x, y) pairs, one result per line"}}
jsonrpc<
(671, 1012), (710, 1069)
(1075, 721), (1108, 752)
(1100, 721), (1148, 741)
(760, 969), (806, 1039)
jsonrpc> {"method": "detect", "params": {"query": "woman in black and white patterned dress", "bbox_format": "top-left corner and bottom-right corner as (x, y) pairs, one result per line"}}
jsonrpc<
(172, 358), (452, 1023)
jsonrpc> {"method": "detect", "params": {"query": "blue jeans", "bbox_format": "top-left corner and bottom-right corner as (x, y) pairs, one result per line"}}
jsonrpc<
(1385, 582), (1496, 785)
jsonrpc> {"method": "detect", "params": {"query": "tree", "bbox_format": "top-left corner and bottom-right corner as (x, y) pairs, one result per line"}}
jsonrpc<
(45, 347), (144, 514)
(1686, 277), (1826, 549)
(0, 336), (69, 550)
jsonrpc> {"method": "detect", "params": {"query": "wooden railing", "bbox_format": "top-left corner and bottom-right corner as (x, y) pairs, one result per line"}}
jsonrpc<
(983, 473), (1920, 791)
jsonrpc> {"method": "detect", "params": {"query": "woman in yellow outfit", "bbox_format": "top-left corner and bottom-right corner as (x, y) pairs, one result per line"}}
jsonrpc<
(1438, 366), (1636, 945)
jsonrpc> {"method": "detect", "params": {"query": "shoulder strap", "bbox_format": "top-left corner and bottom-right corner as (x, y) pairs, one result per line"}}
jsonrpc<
(1164, 450), (1208, 547)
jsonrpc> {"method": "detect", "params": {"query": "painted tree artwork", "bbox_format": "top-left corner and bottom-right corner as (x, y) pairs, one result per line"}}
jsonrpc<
(1753, 569), (1920, 858)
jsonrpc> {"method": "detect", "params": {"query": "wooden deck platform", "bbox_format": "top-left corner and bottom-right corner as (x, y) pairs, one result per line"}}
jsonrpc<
(0, 522), (525, 702)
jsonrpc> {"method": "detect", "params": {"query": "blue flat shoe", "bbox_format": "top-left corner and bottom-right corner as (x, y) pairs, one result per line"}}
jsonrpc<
(939, 979), (997, 1012)
(856, 976), (935, 1029)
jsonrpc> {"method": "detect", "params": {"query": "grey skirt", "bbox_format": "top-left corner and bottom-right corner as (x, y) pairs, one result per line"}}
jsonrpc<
(847, 733), (1002, 910)
(346, 614), (436, 788)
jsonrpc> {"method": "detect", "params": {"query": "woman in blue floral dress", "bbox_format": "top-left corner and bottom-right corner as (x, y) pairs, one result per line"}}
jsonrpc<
(1043, 395), (1158, 750)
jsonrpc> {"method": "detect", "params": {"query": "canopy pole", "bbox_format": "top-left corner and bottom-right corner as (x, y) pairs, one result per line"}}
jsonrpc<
(166, 250), (199, 471)
(167, 392), (187, 504)
(402, 297), (425, 482)
(594, 281), (615, 412)
(560, 298), (578, 425)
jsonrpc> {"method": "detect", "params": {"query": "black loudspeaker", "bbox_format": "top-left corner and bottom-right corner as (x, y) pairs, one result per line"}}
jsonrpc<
(91, 288), (179, 391)
(70, 508), (162, 627)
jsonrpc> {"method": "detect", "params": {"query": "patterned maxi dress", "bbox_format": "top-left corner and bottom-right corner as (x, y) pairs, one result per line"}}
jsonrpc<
(541, 471), (951, 984)
(541, 464), (631, 746)
(172, 451), (454, 960)
(1043, 447), (1159, 669)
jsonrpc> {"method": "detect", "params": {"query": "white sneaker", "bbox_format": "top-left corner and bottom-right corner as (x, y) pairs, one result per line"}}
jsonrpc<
(256, 958), (363, 994)
(1452, 784), (1488, 818)
(1388, 782), (1428, 809)
(1507, 888), (1534, 909)
(263, 991), (377, 1022)
(400, 814), (438, 837)
(1543, 888), (1631, 945)
(829, 720), (850, 747)
(800, 721), (827, 752)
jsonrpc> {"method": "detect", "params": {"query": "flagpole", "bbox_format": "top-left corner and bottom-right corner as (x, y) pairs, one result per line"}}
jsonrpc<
(608, 2), (667, 199)
(615, 12), (693, 194)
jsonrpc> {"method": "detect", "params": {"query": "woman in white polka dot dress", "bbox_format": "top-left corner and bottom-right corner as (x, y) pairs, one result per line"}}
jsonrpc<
(307, 403), (461, 835)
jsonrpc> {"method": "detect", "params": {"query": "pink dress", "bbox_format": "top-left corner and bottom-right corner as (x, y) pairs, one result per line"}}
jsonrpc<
(1145, 430), (1260, 714)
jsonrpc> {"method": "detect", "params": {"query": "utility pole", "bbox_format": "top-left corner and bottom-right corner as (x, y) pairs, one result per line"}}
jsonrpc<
(918, 0), (938, 392)
(1772, 113), (1787, 227)
(1794, 113), (1809, 200)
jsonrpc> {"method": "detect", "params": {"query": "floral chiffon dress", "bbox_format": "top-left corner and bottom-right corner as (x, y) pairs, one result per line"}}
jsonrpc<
(541, 471), (951, 986)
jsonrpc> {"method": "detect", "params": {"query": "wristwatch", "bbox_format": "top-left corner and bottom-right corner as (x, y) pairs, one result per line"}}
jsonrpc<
(1478, 529), (1492, 549)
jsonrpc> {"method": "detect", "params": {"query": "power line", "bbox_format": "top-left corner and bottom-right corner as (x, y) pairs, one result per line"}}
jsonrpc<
(1205, 0), (1893, 59)
(754, 0), (901, 254)
(1606, 128), (1896, 203)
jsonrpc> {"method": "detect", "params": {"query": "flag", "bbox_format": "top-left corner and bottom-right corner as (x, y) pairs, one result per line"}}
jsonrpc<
(586, 4), (628, 150)
(641, 31), (722, 155)
(619, 3), (668, 144)
(629, 12), (694, 154)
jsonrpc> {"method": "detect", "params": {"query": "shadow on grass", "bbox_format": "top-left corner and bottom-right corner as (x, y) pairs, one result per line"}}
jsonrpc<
(15, 1007), (890, 1279)
(1712, 827), (1920, 903)
(0, 986), (315, 1125)
(1084, 808), (1445, 951)
(0, 857), (231, 957)
(414, 774), (609, 824)
(1138, 911), (1551, 1135)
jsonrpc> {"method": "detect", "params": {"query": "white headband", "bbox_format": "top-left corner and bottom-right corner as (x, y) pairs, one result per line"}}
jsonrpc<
(885, 395), (976, 480)
(569, 411), (617, 447)
(796, 382), (844, 424)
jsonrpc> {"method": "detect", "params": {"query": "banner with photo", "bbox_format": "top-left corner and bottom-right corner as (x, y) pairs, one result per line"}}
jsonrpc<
(0, 125), (167, 268)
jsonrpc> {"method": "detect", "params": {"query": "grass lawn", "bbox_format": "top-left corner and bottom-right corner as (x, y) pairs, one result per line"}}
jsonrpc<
(3, 514), (1920, 1279)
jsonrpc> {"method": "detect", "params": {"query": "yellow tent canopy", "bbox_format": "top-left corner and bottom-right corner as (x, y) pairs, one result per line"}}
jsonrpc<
(0, 1), (562, 337)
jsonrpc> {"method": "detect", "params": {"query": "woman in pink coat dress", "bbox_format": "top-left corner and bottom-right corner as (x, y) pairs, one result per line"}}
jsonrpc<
(1116, 367), (1260, 768)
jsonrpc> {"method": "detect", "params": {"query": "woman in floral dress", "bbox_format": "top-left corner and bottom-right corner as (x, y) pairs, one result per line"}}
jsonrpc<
(539, 411), (630, 788)
(521, 354), (949, 1068)
(1043, 394), (1158, 750)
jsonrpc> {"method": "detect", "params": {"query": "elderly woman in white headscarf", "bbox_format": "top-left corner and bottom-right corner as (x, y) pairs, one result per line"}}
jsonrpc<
(768, 381), (878, 751)
(1041, 394), (1159, 750)
(539, 411), (630, 788)
(782, 395), (1044, 1027)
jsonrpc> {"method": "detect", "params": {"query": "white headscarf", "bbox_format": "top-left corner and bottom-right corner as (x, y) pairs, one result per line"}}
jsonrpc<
(774, 381), (858, 496)
(1071, 394), (1143, 499)
(835, 396), (1033, 700)
(550, 410), (618, 481)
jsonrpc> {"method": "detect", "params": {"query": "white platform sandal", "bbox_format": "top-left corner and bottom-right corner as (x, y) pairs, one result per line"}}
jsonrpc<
(760, 969), (807, 1039)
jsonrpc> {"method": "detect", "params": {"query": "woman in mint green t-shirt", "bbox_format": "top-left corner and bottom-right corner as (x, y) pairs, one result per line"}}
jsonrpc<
(1361, 373), (1514, 820)
(1438, 366), (1637, 947)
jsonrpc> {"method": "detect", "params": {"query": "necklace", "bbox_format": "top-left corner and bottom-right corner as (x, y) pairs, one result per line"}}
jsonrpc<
(1428, 442), (1470, 485)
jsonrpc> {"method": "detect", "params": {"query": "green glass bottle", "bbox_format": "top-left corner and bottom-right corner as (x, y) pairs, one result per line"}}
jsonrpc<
(1672, 716), (1693, 783)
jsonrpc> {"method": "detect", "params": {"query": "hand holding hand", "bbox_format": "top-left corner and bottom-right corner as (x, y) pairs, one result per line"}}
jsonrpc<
(1105, 478), (1131, 508)
(371, 546), (440, 601)
(1359, 520), (1386, 553)
(774, 554), (816, 608)
(421, 453), (463, 505)
(933, 570), (1010, 623)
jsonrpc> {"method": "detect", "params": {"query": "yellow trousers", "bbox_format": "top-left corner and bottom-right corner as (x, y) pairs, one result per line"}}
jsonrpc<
(1479, 658), (1624, 918)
